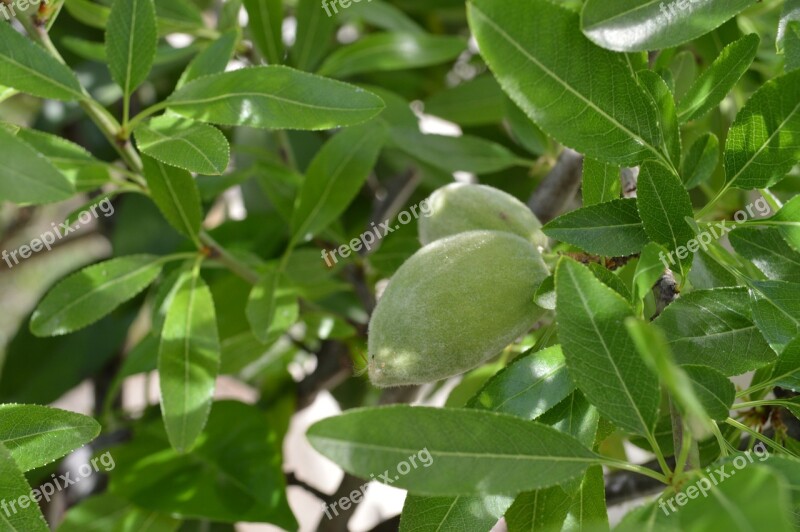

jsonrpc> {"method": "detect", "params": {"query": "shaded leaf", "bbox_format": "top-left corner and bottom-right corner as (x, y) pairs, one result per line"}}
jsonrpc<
(543, 199), (650, 257)
(141, 155), (203, 240)
(654, 287), (776, 375)
(318, 33), (465, 78)
(682, 133), (719, 189)
(677, 34), (759, 123)
(0, 442), (49, 532)
(290, 121), (387, 244)
(166, 66), (385, 130)
(0, 128), (74, 205)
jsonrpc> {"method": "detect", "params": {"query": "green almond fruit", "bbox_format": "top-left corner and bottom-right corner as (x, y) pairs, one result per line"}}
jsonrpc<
(419, 183), (547, 248)
(368, 230), (549, 387)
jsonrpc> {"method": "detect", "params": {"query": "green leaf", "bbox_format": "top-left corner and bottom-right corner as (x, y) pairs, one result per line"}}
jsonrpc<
(631, 242), (667, 306)
(246, 268), (298, 344)
(166, 66), (385, 130)
(1, 312), (134, 405)
(669, 50), (698, 101)
(307, 405), (597, 496)
(106, 0), (158, 99)
(582, 158), (621, 206)
(290, 120), (387, 244)
(0, 21), (84, 101)
(341, 0), (425, 34)
(0, 442), (49, 532)
(638, 70), (681, 167)
(57, 493), (179, 532)
(785, 21), (800, 72)
(749, 280), (800, 354)
(141, 155), (203, 241)
(555, 258), (659, 436)
(654, 287), (776, 375)
(401, 345), (574, 532)
(0, 404), (100, 471)
(467, 345), (575, 419)
(580, 0), (755, 52)
(292, 0), (336, 71)
(759, 195), (800, 252)
(399, 496), (512, 532)
(158, 268), (221, 453)
(467, 0), (665, 167)
(625, 318), (713, 437)
(391, 128), (526, 174)
(317, 33), (465, 78)
(31, 255), (164, 337)
(724, 69), (800, 189)
(682, 365), (735, 421)
(243, 0), (283, 64)
(543, 199), (650, 257)
(423, 75), (505, 127)
(176, 30), (238, 89)
(778, 0), (800, 53)
(135, 116), (230, 175)
(15, 128), (111, 192)
(154, 0), (204, 33)
(0, 128), (74, 205)
(730, 226), (800, 282)
(764, 336), (800, 391)
(506, 485), (573, 531)
(637, 161), (695, 277)
(677, 466), (794, 532)
(109, 401), (296, 529)
(677, 34), (759, 123)
(682, 133), (719, 189)
(563, 467), (609, 531)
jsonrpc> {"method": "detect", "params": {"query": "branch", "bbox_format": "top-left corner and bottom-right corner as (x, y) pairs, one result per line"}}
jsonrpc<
(528, 148), (583, 223)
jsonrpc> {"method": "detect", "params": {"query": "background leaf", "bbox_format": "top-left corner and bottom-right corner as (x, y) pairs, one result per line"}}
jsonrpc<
(0, 128), (74, 205)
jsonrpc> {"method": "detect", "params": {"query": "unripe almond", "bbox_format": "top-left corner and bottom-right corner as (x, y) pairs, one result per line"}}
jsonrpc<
(368, 230), (549, 387)
(419, 183), (547, 248)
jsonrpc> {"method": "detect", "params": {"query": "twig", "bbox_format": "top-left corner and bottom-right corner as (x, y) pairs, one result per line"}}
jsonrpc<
(528, 148), (583, 223)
